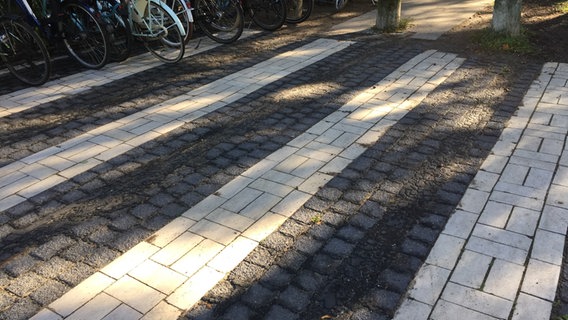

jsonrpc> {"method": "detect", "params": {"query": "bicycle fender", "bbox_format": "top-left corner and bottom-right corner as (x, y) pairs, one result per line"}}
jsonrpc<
(148, 0), (188, 36)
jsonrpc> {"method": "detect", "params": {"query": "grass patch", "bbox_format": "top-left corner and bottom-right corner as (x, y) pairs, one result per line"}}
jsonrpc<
(310, 214), (323, 225)
(473, 28), (535, 54)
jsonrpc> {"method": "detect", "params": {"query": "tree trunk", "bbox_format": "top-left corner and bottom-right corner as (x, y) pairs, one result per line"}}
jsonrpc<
(376, 0), (402, 31)
(492, 0), (523, 36)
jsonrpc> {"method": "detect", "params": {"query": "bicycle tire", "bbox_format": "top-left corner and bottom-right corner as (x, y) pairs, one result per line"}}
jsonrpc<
(163, 0), (193, 44)
(249, 0), (286, 31)
(141, 1), (185, 63)
(96, 0), (133, 62)
(195, 0), (243, 44)
(285, 0), (312, 24)
(61, 1), (110, 69)
(0, 17), (51, 86)
(335, 0), (348, 10)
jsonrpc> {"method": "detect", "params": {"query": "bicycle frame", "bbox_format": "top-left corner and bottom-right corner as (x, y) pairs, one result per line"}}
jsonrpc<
(125, 0), (187, 38)
(12, 0), (101, 40)
(12, 0), (42, 28)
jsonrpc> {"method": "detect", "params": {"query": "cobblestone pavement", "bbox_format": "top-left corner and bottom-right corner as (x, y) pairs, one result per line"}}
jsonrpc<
(0, 4), (567, 320)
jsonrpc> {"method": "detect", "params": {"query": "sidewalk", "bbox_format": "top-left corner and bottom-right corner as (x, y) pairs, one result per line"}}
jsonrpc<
(329, 0), (493, 40)
(5, 2), (567, 320)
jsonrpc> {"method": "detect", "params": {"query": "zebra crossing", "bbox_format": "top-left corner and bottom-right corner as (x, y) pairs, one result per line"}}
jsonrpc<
(0, 26), (566, 320)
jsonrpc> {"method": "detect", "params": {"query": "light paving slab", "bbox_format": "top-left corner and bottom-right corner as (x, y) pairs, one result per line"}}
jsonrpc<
(521, 259), (561, 301)
(506, 207), (540, 236)
(240, 193), (283, 220)
(441, 210), (478, 239)
(104, 276), (166, 314)
(128, 260), (187, 294)
(531, 229), (565, 265)
(441, 282), (513, 319)
(66, 293), (121, 320)
(511, 293), (552, 320)
(32, 49), (463, 320)
(166, 267), (225, 310)
(430, 300), (499, 320)
(146, 217), (196, 248)
(457, 189), (490, 214)
(547, 184), (568, 209)
(48, 272), (115, 317)
(141, 301), (181, 320)
(425, 234), (465, 270)
(170, 239), (224, 277)
(471, 224), (531, 250)
(102, 304), (142, 320)
(478, 201), (512, 229)
(101, 242), (160, 279)
(539, 205), (568, 234)
(392, 299), (431, 320)
(408, 264), (451, 305)
(483, 259), (524, 301)
(450, 250), (492, 289)
(150, 232), (204, 266)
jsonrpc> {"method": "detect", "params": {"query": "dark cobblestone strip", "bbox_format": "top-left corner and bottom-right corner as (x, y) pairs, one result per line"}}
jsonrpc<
(181, 56), (542, 320)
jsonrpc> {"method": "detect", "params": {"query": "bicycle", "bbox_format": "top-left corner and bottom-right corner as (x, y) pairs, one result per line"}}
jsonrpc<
(189, 0), (244, 44)
(284, 0), (312, 24)
(335, 0), (347, 10)
(120, 0), (187, 63)
(0, 14), (51, 85)
(162, 0), (193, 44)
(242, 0), (286, 31)
(94, 0), (133, 61)
(8, 0), (111, 70)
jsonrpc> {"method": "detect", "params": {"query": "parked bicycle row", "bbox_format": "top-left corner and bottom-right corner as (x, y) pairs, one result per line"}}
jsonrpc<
(0, 0), (321, 87)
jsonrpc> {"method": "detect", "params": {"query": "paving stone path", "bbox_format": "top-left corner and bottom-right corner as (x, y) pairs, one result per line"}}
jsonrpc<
(0, 13), (566, 320)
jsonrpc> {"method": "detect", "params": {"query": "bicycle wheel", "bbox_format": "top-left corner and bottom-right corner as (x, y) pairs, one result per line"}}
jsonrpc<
(96, 0), (132, 62)
(61, 1), (110, 69)
(0, 18), (51, 86)
(249, 0), (286, 31)
(195, 0), (243, 44)
(285, 0), (312, 24)
(142, 1), (185, 63)
(163, 0), (193, 44)
(335, 0), (348, 10)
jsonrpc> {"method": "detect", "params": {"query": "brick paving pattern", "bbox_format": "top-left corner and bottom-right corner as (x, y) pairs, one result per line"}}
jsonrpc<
(0, 6), (566, 320)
